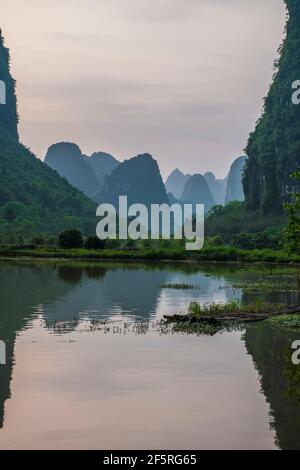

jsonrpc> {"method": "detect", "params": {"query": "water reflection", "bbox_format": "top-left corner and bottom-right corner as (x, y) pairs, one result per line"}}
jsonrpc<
(245, 323), (300, 450)
(0, 260), (299, 449)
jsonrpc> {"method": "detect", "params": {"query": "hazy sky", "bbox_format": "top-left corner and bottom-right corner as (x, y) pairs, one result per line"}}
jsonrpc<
(2, 0), (286, 178)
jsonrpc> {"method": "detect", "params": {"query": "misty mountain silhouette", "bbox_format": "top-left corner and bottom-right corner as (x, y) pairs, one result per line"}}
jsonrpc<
(225, 156), (246, 204)
(181, 174), (216, 212)
(94, 153), (169, 207)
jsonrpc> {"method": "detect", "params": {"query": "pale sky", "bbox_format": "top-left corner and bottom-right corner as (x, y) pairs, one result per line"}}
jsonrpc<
(2, 0), (286, 178)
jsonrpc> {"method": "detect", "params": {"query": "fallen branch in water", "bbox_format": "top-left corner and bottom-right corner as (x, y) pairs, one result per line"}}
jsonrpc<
(164, 305), (300, 324)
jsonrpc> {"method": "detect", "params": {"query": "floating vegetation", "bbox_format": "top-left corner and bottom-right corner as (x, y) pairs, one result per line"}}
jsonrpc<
(231, 280), (300, 293)
(160, 283), (200, 290)
(188, 299), (242, 316)
(268, 314), (300, 331)
(160, 320), (239, 337)
(165, 300), (300, 324)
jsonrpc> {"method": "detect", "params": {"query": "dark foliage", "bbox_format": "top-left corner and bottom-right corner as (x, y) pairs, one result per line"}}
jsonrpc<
(243, 0), (300, 215)
(59, 230), (83, 249)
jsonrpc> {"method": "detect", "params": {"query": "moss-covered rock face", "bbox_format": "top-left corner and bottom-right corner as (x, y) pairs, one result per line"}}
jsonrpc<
(0, 29), (18, 141)
(243, 0), (300, 215)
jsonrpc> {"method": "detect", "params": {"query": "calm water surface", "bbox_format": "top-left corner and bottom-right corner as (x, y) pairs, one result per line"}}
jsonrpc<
(0, 260), (299, 449)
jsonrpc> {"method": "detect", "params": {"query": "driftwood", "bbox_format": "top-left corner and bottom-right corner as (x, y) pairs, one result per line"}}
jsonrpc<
(164, 305), (300, 324)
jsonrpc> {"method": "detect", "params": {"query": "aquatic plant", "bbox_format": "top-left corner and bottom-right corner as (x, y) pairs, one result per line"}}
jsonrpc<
(160, 283), (200, 290)
(268, 314), (300, 331)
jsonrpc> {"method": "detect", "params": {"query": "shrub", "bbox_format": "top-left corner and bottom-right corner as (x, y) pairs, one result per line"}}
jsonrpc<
(85, 236), (106, 250)
(59, 229), (83, 249)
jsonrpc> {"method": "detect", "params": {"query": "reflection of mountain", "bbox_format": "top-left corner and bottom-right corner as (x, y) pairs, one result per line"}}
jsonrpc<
(244, 323), (300, 450)
(1, 260), (237, 429)
(0, 262), (74, 429)
(44, 267), (169, 325)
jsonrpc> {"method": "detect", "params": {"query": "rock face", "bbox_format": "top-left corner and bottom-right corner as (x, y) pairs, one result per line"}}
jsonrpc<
(94, 153), (169, 207)
(165, 169), (191, 199)
(85, 152), (119, 187)
(243, 0), (300, 214)
(0, 31), (96, 238)
(225, 156), (246, 204)
(44, 142), (99, 198)
(0, 30), (18, 141)
(203, 172), (227, 205)
(181, 174), (216, 212)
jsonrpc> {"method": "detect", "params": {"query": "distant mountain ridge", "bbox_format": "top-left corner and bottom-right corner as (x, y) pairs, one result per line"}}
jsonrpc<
(203, 172), (227, 205)
(85, 152), (119, 187)
(181, 174), (216, 212)
(94, 153), (169, 207)
(45, 142), (100, 198)
(225, 156), (246, 204)
(165, 156), (245, 209)
(165, 169), (191, 199)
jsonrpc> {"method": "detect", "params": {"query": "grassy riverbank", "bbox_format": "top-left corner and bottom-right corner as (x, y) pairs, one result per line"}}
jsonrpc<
(0, 245), (300, 264)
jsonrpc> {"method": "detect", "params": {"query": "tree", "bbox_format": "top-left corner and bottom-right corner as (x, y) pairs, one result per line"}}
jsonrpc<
(3, 206), (15, 223)
(284, 172), (300, 253)
(85, 236), (105, 250)
(59, 229), (83, 249)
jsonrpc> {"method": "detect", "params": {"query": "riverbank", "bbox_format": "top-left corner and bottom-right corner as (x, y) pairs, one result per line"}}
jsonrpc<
(0, 245), (300, 264)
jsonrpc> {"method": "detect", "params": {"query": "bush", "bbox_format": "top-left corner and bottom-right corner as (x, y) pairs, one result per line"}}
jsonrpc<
(231, 231), (281, 250)
(30, 234), (47, 247)
(59, 230), (83, 249)
(85, 236), (106, 250)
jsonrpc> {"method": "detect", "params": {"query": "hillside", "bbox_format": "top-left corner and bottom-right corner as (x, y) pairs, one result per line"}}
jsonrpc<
(243, 0), (300, 214)
(0, 29), (18, 141)
(0, 31), (97, 241)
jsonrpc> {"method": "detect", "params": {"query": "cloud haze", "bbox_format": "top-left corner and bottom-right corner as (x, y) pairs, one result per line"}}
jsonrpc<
(2, 0), (286, 178)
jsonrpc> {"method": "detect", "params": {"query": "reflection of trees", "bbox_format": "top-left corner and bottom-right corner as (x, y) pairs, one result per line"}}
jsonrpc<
(0, 262), (74, 429)
(57, 265), (83, 284)
(244, 323), (300, 450)
(1, 259), (300, 449)
(84, 266), (106, 280)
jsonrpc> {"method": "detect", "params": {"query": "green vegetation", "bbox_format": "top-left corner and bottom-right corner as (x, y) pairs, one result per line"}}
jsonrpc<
(231, 280), (300, 292)
(0, 31), (18, 141)
(0, 130), (97, 241)
(268, 314), (300, 331)
(59, 230), (83, 249)
(187, 299), (285, 318)
(0, 243), (300, 264)
(205, 202), (285, 245)
(0, 32), (97, 242)
(284, 172), (300, 253)
(188, 300), (242, 317)
(1, 239), (300, 264)
(243, 0), (300, 215)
